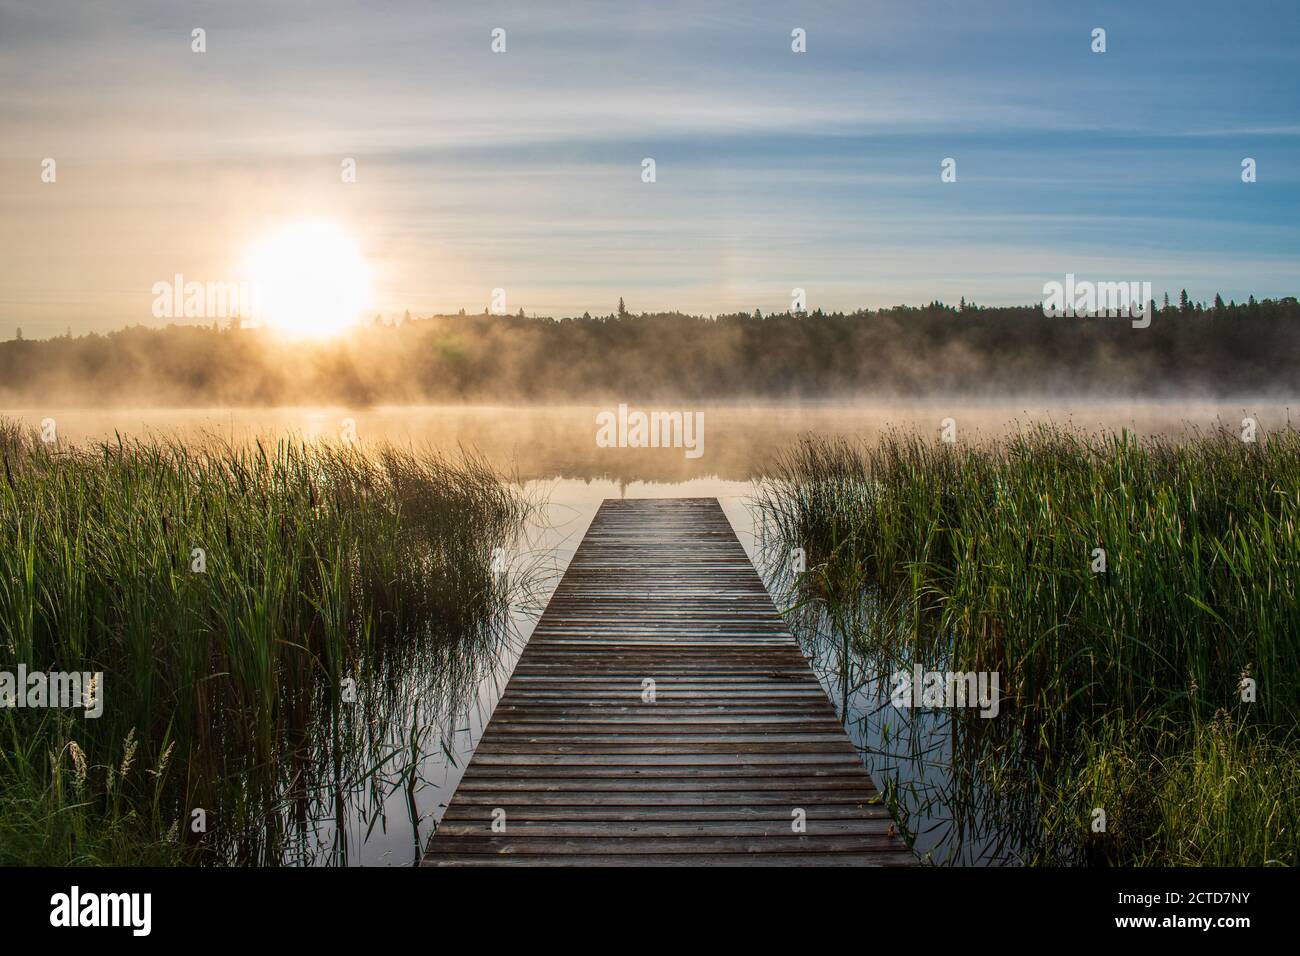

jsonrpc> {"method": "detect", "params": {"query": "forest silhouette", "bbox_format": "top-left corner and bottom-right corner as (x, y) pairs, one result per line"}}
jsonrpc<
(3, 295), (1297, 406)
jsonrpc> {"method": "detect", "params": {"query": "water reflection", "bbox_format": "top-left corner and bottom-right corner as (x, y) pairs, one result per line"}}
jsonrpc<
(185, 516), (558, 867)
(753, 552), (1021, 865)
(751, 505), (1110, 867)
(11, 402), (1294, 484)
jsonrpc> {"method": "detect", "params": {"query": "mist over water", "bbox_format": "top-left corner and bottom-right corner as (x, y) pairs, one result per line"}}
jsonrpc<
(8, 401), (1295, 482)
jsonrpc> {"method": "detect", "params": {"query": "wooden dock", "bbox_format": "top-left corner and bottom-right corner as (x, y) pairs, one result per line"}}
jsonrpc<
(422, 498), (913, 866)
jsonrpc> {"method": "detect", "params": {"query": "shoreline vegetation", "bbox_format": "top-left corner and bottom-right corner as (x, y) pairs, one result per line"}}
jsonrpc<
(4, 296), (1299, 406)
(758, 425), (1299, 866)
(3, 411), (1297, 866)
(0, 420), (530, 865)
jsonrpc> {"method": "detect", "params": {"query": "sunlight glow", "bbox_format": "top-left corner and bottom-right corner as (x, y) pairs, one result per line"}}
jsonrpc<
(243, 221), (370, 339)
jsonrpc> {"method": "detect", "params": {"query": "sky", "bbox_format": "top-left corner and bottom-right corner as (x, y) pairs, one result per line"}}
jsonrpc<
(1, 0), (1297, 338)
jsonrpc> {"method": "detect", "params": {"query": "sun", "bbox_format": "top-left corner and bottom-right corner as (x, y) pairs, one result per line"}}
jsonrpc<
(243, 221), (371, 339)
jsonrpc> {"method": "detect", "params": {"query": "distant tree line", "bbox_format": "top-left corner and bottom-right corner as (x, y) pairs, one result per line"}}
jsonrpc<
(2, 295), (1298, 406)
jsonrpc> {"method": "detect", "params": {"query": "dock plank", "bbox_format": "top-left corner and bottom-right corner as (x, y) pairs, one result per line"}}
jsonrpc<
(421, 498), (912, 867)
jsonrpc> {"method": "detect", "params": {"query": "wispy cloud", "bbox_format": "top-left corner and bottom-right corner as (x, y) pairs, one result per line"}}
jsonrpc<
(1, 0), (1297, 335)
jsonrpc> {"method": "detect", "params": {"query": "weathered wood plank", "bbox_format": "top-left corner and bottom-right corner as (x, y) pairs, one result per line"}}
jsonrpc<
(438, 805), (888, 822)
(423, 852), (917, 867)
(421, 498), (912, 867)
(432, 820), (894, 837)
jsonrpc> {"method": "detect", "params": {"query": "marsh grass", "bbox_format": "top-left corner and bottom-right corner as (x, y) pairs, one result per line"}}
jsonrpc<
(0, 419), (530, 865)
(758, 424), (1299, 865)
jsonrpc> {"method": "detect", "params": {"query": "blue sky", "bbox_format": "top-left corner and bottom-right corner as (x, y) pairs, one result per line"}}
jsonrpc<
(1, 0), (1297, 336)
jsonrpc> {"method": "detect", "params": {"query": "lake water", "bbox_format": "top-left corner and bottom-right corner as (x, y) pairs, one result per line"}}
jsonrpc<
(4, 401), (1293, 865)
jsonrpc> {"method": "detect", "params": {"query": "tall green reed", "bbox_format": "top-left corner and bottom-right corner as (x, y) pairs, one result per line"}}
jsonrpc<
(0, 419), (529, 865)
(758, 424), (1299, 864)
